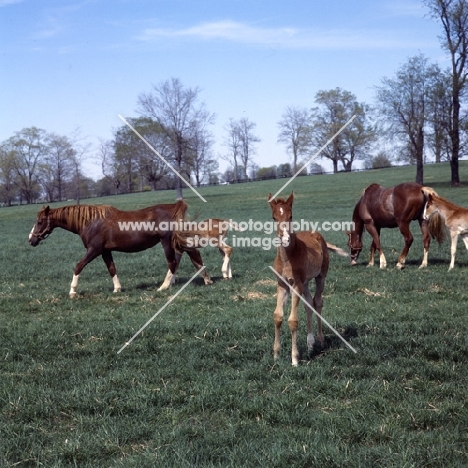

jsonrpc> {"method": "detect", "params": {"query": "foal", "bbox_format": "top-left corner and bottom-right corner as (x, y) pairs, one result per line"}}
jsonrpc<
(161, 218), (242, 287)
(423, 189), (468, 270)
(268, 192), (346, 366)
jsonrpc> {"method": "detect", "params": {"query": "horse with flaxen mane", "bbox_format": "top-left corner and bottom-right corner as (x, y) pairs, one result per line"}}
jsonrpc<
(422, 188), (468, 270)
(268, 192), (347, 366)
(346, 182), (438, 269)
(28, 201), (211, 297)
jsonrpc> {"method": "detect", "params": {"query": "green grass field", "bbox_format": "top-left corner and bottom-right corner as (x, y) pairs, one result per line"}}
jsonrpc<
(1, 163), (468, 467)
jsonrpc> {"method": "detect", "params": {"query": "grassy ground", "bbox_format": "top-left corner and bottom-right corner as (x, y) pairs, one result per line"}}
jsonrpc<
(1, 163), (468, 467)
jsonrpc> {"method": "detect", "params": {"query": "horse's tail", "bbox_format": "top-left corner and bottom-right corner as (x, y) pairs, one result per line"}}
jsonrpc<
(171, 199), (188, 221)
(326, 242), (348, 257)
(427, 212), (447, 245)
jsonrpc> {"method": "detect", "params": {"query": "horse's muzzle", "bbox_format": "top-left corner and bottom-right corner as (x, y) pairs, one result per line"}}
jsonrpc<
(29, 236), (40, 247)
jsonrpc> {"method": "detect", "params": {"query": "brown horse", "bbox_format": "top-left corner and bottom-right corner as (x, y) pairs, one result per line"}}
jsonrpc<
(346, 182), (437, 269)
(268, 192), (347, 366)
(423, 189), (468, 270)
(28, 201), (210, 297)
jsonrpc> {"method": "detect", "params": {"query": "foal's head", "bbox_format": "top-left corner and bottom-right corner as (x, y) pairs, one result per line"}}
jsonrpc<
(423, 193), (439, 220)
(268, 192), (294, 247)
(29, 205), (52, 247)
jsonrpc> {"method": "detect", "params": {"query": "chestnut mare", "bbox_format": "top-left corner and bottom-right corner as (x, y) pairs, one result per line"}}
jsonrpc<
(346, 182), (437, 269)
(28, 201), (210, 297)
(423, 189), (468, 270)
(268, 192), (347, 366)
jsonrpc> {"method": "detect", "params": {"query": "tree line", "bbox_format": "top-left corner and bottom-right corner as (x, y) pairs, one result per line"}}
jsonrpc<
(1, 0), (467, 205)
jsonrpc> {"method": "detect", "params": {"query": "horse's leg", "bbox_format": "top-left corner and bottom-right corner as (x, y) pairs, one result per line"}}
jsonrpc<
(219, 245), (233, 278)
(186, 248), (213, 285)
(396, 222), (414, 270)
(449, 231), (459, 270)
(289, 283), (302, 366)
(303, 282), (316, 351)
(273, 283), (289, 361)
(366, 225), (386, 268)
(419, 218), (430, 269)
(157, 238), (179, 291)
(102, 250), (121, 293)
(312, 275), (325, 345)
(70, 248), (101, 298)
(158, 251), (182, 291)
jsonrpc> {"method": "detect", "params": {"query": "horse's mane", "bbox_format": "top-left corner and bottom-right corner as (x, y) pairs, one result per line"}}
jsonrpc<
(50, 204), (114, 231)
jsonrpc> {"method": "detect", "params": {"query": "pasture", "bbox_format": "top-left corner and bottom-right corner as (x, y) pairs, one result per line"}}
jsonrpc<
(1, 163), (468, 467)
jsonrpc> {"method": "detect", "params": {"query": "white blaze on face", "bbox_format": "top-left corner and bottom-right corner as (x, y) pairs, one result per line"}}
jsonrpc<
(279, 207), (284, 215)
(281, 226), (290, 246)
(29, 225), (35, 240)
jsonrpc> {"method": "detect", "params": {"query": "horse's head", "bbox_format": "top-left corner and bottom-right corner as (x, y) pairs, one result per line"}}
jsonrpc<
(268, 192), (294, 247)
(346, 230), (362, 265)
(423, 192), (438, 220)
(29, 206), (52, 246)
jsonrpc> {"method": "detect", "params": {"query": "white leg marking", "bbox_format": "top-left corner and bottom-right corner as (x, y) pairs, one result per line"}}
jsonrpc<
(158, 270), (175, 291)
(70, 274), (79, 298)
(307, 333), (315, 351)
(419, 248), (428, 269)
(112, 275), (121, 293)
(379, 252), (387, 269)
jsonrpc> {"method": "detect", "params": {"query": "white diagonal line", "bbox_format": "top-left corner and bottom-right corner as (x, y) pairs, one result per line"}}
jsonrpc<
(269, 114), (357, 202)
(269, 266), (357, 353)
(118, 114), (207, 203)
(117, 266), (206, 354)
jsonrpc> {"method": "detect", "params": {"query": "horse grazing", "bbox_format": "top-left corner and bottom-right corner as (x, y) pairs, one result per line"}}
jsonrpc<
(346, 182), (437, 269)
(28, 201), (210, 297)
(268, 192), (347, 366)
(162, 218), (244, 288)
(423, 189), (468, 270)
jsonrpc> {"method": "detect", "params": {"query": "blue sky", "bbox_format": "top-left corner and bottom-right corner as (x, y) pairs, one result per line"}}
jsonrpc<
(0, 0), (446, 179)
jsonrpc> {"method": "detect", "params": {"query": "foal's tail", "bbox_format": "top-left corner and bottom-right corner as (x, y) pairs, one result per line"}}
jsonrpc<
(427, 212), (447, 245)
(326, 242), (348, 257)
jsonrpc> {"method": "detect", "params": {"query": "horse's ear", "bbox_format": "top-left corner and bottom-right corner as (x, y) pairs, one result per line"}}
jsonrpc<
(286, 191), (294, 205)
(44, 206), (50, 215)
(268, 193), (275, 204)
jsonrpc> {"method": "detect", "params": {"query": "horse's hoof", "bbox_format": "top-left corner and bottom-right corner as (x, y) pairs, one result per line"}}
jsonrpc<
(396, 263), (405, 270)
(69, 292), (76, 298)
(204, 279), (213, 285)
(113, 288), (121, 293)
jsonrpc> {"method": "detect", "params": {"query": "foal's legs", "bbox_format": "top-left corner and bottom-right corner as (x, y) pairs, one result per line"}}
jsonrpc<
(288, 284), (302, 366)
(449, 231), (459, 270)
(273, 283), (289, 361)
(418, 218), (431, 269)
(218, 245), (233, 278)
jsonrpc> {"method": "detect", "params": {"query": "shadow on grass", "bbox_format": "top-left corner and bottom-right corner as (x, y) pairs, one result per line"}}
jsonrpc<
(307, 324), (359, 359)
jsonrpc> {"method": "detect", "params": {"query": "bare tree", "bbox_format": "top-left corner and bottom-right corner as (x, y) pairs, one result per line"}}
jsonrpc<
(222, 117), (260, 181)
(41, 133), (75, 202)
(277, 106), (312, 173)
(222, 118), (242, 182)
(0, 145), (18, 205)
(137, 77), (214, 199)
(99, 139), (123, 195)
(376, 54), (437, 184)
(7, 127), (47, 203)
(425, 0), (468, 185)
